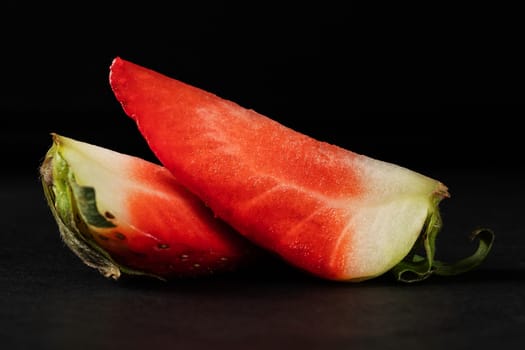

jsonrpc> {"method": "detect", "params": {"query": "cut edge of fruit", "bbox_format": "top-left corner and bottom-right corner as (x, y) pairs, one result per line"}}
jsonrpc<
(40, 134), (163, 281)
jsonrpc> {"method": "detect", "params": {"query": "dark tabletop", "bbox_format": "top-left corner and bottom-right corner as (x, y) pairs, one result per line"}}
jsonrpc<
(1, 167), (524, 350)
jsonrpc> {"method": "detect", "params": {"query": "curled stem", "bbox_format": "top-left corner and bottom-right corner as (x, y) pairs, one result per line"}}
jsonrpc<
(391, 201), (495, 283)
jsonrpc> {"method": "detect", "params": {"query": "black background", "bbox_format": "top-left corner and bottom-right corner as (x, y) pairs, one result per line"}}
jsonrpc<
(2, 3), (524, 349)
(3, 2), (524, 176)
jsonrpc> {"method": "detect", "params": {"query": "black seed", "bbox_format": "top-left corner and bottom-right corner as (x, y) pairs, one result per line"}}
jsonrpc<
(104, 211), (115, 219)
(114, 232), (126, 240)
(157, 243), (170, 249)
(98, 234), (109, 241)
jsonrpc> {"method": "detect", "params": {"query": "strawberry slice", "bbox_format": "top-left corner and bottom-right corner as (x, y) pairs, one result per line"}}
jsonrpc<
(109, 57), (494, 282)
(40, 133), (257, 280)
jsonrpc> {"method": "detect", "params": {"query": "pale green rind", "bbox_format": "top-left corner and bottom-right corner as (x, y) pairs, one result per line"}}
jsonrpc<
(40, 134), (162, 280)
(40, 144), (121, 279)
(69, 178), (116, 229)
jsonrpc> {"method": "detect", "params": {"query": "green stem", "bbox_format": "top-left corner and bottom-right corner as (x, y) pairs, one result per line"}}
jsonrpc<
(391, 202), (495, 283)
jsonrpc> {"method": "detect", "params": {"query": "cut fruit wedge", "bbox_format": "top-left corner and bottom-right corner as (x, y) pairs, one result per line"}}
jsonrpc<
(109, 57), (494, 282)
(40, 133), (257, 280)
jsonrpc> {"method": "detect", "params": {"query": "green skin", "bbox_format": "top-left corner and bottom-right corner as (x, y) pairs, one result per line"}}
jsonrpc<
(40, 143), (160, 280)
(40, 139), (495, 283)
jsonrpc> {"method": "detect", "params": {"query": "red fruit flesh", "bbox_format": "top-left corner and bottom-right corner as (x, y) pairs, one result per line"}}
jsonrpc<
(109, 57), (449, 281)
(42, 134), (257, 279)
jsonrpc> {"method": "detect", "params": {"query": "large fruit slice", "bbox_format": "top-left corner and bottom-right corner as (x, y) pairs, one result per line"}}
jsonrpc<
(40, 133), (257, 280)
(109, 57), (494, 282)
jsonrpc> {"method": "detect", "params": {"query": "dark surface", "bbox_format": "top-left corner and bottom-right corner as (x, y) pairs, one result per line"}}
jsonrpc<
(2, 3), (525, 349)
(2, 169), (524, 350)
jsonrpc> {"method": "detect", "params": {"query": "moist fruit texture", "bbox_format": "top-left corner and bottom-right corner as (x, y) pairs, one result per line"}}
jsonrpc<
(109, 57), (493, 282)
(40, 134), (257, 280)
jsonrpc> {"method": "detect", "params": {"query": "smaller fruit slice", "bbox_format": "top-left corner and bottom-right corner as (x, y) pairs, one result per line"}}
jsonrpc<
(40, 133), (256, 280)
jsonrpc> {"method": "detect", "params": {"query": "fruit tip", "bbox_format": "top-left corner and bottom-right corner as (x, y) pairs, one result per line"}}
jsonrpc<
(50, 132), (65, 146)
(435, 182), (450, 199)
(110, 56), (120, 66)
(110, 56), (128, 71)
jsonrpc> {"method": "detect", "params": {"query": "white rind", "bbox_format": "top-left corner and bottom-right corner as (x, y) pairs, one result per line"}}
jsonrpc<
(56, 136), (135, 224)
(342, 156), (441, 279)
